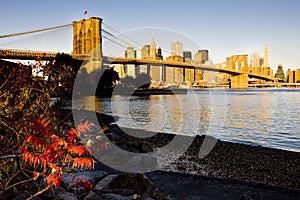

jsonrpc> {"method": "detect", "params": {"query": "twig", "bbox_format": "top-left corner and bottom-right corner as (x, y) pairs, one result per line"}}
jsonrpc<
(0, 154), (21, 160)
(26, 185), (51, 200)
(4, 178), (33, 192)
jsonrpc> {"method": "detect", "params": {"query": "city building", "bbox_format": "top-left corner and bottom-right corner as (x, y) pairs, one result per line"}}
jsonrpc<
(183, 51), (192, 63)
(250, 52), (259, 67)
(124, 46), (137, 78)
(157, 47), (163, 60)
(171, 41), (183, 57)
(275, 64), (285, 82)
(264, 44), (269, 67)
(194, 49), (209, 65)
(193, 49), (209, 82)
(113, 64), (125, 78)
(287, 68), (300, 83)
(183, 51), (194, 84)
(259, 57), (264, 67)
(141, 45), (150, 59)
(166, 55), (184, 83)
(150, 38), (157, 60)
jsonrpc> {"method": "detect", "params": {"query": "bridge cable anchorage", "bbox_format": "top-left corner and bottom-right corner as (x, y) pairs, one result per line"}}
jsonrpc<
(0, 24), (72, 39)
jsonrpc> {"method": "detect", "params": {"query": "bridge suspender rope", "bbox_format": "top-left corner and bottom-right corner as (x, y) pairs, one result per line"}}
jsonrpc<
(102, 29), (134, 48)
(102, 22), (142, 47)
(0, 24), (72, 39)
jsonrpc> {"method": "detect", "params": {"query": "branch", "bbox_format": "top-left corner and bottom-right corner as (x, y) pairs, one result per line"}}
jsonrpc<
(26, 185), (51, 200)
(0, 154), (21, 160)
(4, 178), (33, 192)
(0, 121), (19, 136)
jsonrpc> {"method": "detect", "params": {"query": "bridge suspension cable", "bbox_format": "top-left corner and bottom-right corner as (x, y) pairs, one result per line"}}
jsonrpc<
(102, 22), (173, 55)
(102, 29), (135, 48)
(102, 22), (143, 47)
(0, 24), (72, 39)
(102, 35), (127, 48)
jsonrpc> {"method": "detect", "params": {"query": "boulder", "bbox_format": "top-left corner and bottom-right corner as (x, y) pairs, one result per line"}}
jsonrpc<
(61, 171), (107, 199)
(83, 191), (102, 200)
(93, 173), (165, 200)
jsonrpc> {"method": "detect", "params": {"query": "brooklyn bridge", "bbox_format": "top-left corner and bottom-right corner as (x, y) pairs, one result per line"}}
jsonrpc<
(0, 17), (274, 89)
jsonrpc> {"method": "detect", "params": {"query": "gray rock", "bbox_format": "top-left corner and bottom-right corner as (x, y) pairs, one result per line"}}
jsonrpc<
(84, 191), (103, 200)
(239, 194), (253, 200)
(93, 174), (118, 193)
(55, 187), (78, 200)
(62, 171), (108, 189)
(11, 192), (43, 200)
(107, 173), (165, 200)
(126, 155), (158, 171)
(61, 171), (107, 199)
(101, 188), (136, 196)
(101, 193), (134, 200)
(93, 173), (165, 200)
(140, 143), (153, 153)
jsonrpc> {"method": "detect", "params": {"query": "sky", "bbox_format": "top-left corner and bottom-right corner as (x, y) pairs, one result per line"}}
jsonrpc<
(1, 0), (300, 71)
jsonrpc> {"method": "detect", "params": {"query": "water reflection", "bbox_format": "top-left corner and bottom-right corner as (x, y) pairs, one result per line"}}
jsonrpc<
(73, 88), (300, 152)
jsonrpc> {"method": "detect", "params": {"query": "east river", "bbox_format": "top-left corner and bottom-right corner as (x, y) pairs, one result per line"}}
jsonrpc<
(74, 88), (300, 152)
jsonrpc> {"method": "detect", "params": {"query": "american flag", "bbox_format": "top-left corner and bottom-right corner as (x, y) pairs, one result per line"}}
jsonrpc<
(83, 11), (88, 15)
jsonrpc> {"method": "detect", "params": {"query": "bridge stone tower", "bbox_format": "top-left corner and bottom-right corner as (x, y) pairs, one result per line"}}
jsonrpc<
(73, 17), (102, 57)
(73, 17), (103, 74)
(228, 55), (249, 89)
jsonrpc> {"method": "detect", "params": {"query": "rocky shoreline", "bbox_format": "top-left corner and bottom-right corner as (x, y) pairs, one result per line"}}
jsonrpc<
(10, 110), (300, 200)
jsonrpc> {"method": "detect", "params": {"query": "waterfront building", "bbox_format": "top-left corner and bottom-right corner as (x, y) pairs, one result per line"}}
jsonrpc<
(113, 64), (125, 78)
(166, 55), (184, 83)
(140, 39), (164, 83)
(124, 47), (137, 78)
(148, 39), (161, 82)
(171, 41), (183, 57)
(193, 49), (209, 82)
(182, 51), (193, 84)
(275, 64), (285, 82)
(287, 68), (300, 83)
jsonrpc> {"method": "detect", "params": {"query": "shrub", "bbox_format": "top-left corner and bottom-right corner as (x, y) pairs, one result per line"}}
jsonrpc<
(0, 55), (101, 198)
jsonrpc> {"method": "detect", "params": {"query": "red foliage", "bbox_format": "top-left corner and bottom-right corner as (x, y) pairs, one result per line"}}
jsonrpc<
(72, 158), (95, 170)
(19, 117), (103, 192)
(72, 178), (93, 192)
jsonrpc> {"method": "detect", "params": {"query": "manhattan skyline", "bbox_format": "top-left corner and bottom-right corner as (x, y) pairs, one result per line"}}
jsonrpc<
(1, 0), (300, 71)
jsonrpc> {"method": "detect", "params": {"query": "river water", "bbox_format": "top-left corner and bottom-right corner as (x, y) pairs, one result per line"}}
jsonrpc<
(74, 88), (300, 152)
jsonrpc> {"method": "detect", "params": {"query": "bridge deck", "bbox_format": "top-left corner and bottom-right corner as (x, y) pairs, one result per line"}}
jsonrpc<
(0, 48), (274, 81)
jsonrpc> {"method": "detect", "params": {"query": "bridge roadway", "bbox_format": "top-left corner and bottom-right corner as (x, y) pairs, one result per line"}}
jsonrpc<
(0, 48), (274, 81)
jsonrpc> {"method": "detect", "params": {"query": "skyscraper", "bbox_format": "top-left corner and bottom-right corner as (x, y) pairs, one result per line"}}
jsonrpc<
(183, 51), (192, 62)
(275, 64), (285, 82)
(264, 44), (269, 67)
(171, 41), (183, 57)
(194, 49), (209, 64)
(141, 45), (150, 59)
(157, 47), (163, 60)
(253, 52), (259, 67)
(150, 38), (157, 59)
(124, 46), (137, 78)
